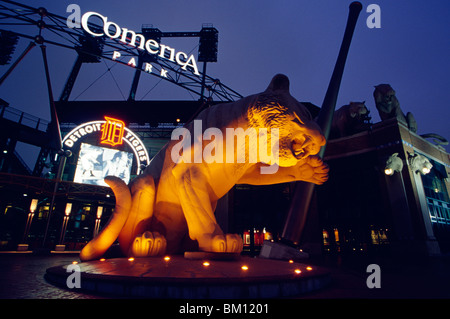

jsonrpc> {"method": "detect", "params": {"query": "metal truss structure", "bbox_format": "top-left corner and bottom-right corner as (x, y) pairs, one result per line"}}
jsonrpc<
(0, 0), (244, 177)
(0, 0), (243, 102)
(0, 172), (114, 198)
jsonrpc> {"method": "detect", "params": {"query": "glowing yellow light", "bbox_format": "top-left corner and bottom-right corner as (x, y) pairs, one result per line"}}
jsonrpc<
(288, 260), (294, 264)
(30, 199), (38, 213)
(65, 203), (73, 216)
(128, 257), (135, 262)
(241, 265), (249, 271)
(384, 168), (394, 176)
(202, 261), (210, 267)
(422, 167), (431, 174)
(176, 118), (181, 123)
(72, 261), (78, 265)
(99, 258), (106, 262)
(164, 256), (171, 261)
(294, 269), (302, 274)
(96, 206), (103, 219)
(306, 266), (313, 271)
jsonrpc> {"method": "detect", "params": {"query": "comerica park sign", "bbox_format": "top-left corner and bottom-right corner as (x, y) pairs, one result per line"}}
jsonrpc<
(80, 11), (200, 76)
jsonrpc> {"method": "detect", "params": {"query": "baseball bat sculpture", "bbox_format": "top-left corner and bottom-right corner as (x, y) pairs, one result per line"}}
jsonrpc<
(281, 2), (363, 245)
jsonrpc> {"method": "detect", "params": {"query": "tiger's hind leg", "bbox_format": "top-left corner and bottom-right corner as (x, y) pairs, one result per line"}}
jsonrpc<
(118, 175), (158, 257)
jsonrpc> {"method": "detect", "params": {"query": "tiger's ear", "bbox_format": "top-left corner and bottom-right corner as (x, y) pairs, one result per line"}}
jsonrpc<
(266, 74), (290, 93)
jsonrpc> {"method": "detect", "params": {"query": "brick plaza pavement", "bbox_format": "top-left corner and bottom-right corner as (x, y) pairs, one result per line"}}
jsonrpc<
(0, 253), (102, 299)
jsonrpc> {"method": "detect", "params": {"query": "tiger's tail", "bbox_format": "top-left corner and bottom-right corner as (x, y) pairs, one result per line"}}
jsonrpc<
(79, 176), (132, 261)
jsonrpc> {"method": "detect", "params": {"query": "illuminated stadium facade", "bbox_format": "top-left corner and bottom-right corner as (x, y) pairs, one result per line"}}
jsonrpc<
(0, 1), (449, 258)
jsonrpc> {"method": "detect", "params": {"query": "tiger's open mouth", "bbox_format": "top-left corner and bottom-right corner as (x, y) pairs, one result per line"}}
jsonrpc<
(291, 138), (310, 160)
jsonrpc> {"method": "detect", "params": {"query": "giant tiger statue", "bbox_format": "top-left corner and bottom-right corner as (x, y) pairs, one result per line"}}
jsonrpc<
(80, 74), (329, 261)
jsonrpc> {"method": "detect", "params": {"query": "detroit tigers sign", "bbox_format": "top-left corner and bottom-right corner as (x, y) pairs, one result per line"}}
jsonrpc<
(62, 116), (150, 175)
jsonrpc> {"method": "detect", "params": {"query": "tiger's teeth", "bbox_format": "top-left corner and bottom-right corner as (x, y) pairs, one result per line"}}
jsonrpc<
(294, 149), (307, 159)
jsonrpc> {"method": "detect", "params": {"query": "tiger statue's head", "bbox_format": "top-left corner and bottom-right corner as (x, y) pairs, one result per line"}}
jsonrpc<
(247, 74), (326, 167)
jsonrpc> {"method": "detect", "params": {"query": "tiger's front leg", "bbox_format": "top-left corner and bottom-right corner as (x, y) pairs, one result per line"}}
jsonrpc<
(175, 167), (243, 253)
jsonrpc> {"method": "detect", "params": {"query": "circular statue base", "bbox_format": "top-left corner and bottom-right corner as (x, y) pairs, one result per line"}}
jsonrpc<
(45, 254), (331, 298)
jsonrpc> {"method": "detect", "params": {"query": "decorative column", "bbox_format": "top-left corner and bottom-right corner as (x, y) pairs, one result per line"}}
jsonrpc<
(17, 199), (39, 251)
(408, 153), (440, 255)
(56, 203), (72, 250)
(93, 206), (103, 238)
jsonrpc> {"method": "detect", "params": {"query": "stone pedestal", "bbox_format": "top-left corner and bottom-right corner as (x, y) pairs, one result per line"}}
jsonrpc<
(45, 255), (331, 298)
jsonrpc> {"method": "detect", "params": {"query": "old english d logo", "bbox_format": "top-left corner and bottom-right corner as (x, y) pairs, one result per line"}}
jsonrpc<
(100, 117), (125, 146)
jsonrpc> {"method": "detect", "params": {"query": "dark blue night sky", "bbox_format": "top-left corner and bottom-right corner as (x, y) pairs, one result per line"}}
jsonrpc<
(1, 0), (449, 167)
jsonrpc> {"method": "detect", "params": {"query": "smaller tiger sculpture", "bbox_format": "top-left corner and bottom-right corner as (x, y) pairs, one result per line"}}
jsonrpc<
(373, 84), (417, 133)
(384, 153), (403, 175)
(329, 101), (371, 139)
(408, 153), (432, 175)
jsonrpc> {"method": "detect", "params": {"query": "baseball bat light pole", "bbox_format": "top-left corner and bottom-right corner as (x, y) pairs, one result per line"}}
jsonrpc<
(281, 2), (363, 246)
(35, 8), (71, 249)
